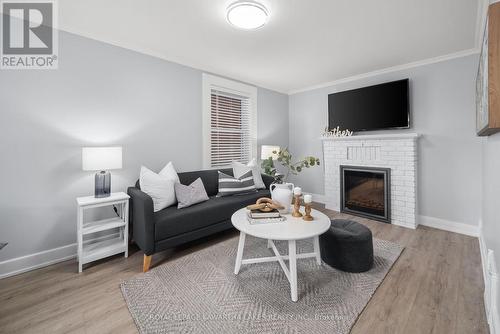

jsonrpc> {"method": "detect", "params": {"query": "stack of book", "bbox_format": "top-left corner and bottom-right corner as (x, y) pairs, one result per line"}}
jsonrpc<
(247, 209), (285, 225)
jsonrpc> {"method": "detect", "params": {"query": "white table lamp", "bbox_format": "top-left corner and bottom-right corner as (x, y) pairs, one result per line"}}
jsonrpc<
(261, 145), (280, 160)
(82, 147), (122, 198)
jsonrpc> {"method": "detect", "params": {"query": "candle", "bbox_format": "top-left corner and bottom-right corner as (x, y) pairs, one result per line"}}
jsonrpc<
(293, 187), (302, 195)
(304, 194), (312, 203)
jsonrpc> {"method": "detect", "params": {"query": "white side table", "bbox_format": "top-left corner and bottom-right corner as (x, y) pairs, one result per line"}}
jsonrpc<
(76, 192), (130, 273)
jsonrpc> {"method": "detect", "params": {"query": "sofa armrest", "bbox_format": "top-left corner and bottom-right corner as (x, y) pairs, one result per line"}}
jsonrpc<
(127, 187), (155, 255)
(261, 173), (275, 190)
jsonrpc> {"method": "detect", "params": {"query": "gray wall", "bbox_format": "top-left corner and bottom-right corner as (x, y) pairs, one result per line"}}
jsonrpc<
(0, 25), (486, 269)
(482, 133), (500, 274)
(288, 54), (482, 226)
(257, 87), (289, 149)
(0, 31), (288, 262)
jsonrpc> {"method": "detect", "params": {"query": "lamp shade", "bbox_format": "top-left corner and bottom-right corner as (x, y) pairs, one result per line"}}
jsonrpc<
(261, 145), (280, 160)
(82, 147), (122, 171)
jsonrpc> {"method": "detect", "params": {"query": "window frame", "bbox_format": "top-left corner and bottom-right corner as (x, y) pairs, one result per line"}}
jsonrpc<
(202, 73), (258, 169)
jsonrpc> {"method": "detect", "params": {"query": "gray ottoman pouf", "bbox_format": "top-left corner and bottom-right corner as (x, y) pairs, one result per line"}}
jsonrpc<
(319, 219), (374, 273)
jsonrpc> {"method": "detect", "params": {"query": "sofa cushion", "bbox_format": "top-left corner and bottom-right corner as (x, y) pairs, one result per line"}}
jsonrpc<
(139, 166), (176, 212)
(154, 189), (270, 240)
(159, 161), (180, 184)
(232, 159), (265, 189)
(174, 177), (209, 209)
(217, 170), (257, 197)
(136, 168), (274, 197)
(177, 168), (233, 197)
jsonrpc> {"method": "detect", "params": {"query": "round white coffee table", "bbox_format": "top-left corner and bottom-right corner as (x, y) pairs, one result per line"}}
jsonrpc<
(231, 207), (331, 302)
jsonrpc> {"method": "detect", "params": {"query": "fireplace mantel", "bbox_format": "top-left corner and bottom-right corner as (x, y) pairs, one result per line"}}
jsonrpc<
(321, 133), (420, 141)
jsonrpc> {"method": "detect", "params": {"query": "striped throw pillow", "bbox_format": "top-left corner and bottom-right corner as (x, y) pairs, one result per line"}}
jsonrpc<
(217, 170), (257, 197)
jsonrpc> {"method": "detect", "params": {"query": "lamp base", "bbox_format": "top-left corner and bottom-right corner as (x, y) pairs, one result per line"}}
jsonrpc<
(95, 171), (111, 198)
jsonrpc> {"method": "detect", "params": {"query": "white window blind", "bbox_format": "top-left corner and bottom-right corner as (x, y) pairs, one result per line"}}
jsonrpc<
(209, 89), (252, 167)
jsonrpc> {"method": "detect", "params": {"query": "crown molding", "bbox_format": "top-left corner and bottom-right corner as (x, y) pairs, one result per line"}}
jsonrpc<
(59, 27), (479, 97)
(288, 48), (480, 95)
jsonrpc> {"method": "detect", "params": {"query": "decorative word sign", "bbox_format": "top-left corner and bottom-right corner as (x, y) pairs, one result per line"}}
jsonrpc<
(322, 126), (354, 138)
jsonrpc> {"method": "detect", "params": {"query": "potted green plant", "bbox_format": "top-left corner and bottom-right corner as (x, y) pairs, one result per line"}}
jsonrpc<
(261, 148), (320, 213)
(261, 147), (320, 182)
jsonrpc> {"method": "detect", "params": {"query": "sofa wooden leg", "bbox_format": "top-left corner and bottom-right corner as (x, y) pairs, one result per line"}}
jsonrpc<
(143, 255), (152, 272)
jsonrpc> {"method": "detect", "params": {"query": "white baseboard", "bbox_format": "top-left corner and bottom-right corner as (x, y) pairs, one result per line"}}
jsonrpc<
(479, 229), (500, 334)
(0, 244), (76, 279)
(418, 215), (479, 237)
(0, 233), (121, 279)
(493, 272), (500, 334)
(480, 231), (489, 285)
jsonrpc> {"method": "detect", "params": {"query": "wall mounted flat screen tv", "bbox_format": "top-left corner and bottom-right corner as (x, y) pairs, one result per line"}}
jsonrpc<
(328, 79), (409, 132)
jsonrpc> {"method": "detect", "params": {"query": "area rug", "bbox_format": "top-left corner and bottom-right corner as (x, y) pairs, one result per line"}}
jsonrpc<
(121, 236), (403, 334)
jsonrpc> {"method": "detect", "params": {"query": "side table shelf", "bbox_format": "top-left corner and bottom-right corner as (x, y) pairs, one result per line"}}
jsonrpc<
(76, 192), (130, 273)
(83, 218), (126, 235)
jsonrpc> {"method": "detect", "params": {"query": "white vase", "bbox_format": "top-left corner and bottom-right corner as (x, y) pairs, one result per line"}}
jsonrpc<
(270, 182), (294, 214)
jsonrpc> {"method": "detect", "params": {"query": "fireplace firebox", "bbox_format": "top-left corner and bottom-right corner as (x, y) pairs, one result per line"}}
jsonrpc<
(340, 166), (391, 223)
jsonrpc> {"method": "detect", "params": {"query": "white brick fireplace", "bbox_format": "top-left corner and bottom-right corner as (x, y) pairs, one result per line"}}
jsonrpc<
(322, 133), (419, 229)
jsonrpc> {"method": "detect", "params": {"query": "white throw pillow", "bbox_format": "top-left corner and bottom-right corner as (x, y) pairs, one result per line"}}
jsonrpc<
(159, 161), (180, 184)
(139, 166), (176, 212)
(232, 158), (265, 189)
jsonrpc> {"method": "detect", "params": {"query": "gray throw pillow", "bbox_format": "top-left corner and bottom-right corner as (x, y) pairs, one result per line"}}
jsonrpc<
(217, 170), (257, 197)
(174, 178), (209, 209)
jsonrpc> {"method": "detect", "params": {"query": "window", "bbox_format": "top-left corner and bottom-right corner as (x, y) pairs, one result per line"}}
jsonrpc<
(202, 74), (257, 168)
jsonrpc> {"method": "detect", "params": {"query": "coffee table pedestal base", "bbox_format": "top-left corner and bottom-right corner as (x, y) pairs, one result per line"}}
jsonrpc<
(233, 233), (322, 302)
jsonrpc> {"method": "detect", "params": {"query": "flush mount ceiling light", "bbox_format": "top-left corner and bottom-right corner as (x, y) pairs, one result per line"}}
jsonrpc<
(226, 1), (269, 30)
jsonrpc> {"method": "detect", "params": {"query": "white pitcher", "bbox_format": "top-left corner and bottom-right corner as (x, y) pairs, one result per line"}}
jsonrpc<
(270, 182), (294, 214)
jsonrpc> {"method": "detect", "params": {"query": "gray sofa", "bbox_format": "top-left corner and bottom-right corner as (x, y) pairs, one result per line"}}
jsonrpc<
(128, 168), (273, 271)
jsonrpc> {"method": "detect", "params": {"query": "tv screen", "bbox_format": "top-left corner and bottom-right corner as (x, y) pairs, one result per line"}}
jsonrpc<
(328, 79), (409, 132)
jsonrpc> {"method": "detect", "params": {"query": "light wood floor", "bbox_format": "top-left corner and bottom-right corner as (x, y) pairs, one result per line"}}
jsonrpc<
(0, 206), (489, 334)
